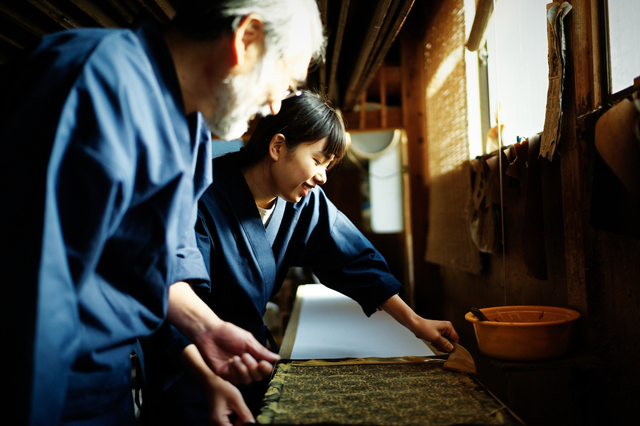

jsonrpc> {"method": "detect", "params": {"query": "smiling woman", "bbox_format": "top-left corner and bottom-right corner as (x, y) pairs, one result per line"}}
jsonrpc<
(266, 136), (334, 205)
(139, 91), (461, 424)
(239, 91), (346, 208)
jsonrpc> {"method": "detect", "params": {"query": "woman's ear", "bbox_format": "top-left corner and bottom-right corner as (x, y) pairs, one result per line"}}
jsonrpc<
(269, 134), (286, 161)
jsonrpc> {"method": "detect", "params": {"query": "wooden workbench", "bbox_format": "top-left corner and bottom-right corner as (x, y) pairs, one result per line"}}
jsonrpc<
(260, 285), (523, 425)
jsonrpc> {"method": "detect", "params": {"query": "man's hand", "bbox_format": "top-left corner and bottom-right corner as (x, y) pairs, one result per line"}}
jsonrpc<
(193, 320), (278, 384)
(168, 282), (279, 384)
(182, 344), (256, 426)
(205, 374), (254, 426)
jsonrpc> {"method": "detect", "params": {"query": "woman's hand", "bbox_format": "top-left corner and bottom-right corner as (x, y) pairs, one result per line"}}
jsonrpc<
(380, 294), (459, 352)
(409, 317), (459, 353)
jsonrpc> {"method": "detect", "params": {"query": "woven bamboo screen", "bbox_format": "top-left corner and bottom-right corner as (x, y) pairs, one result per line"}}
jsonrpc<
(423, 0), (482, 274)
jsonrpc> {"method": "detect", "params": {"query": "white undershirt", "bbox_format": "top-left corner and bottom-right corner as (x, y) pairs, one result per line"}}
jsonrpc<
(257, 199), (277, 226)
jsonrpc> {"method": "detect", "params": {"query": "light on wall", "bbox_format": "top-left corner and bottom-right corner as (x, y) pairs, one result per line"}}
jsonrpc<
(348, 129), (404, 233)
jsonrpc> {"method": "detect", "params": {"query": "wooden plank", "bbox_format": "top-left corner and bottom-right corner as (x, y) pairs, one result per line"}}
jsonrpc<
(399, 4), (428, 309)
(0, 32), (25, 49)
(560, 0), (603, 320)
(136, 0), (171, 24)
(69, 0), (119, 27)
(466, 0), (493, 52)
(27, 0), (82, 29)
(152, 0), (175, 20)
(278, 287), (303, 359)
(104, 0), (136, 24)
(344, 0), (414, 111)
(120, 0), (142, 16)
(327, 0), (349, 103)
(317, 0), (327, 93)
(343, 106), (402, 130)
(360, 0), (401, 77)
(400, 128), (414, 308)
(359, 92), (366, 129)
(0, 3), (49, 36)
(357, 0), (414, 95)
(379, 61), (387, 128)
(342, 0), (392, 109)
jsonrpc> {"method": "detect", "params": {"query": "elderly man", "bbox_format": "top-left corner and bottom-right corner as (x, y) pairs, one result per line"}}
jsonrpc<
(0, 0), (324, 424)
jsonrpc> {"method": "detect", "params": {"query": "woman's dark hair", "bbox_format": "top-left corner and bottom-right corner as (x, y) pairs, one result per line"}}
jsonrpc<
(241, 91), (347, 168)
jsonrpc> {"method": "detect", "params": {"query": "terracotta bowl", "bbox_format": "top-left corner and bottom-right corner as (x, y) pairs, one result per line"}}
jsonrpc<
(465, 305), (581, 362)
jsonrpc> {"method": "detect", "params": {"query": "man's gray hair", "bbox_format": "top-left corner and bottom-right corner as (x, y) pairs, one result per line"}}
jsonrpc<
(172, 0), (325, 63)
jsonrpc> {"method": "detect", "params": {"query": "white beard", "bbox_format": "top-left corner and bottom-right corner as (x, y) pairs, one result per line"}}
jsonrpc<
(206, 59), (274, 140)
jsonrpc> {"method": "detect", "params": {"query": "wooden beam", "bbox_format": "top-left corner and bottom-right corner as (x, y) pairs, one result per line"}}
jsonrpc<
(379, 62), (387, 128)
(560, 0), (603, 324)
(318, 0), (328, 95)
(120, 0), (142, 16)
(0, 4), (49, 36)
(104, 0), (136, 24)
(344, 0), (415, 111)
(27, 0), (81, 29)
(399, 5), (428, 309)
(342, 0), (393, 109)
(136, 0), (171, 25)
(328, 0), (349, 103)
(359, 0), (414, 97)
(0, 33), (26, 50)
(69, 0), (119, 27)
(152, 0), (176, 20)
(359, 92), (366, 129)
(342, 107), (402, 130)
(400, 129), (414, 308)
(362, 0), (401, 75)
(466, 0), (494, 52)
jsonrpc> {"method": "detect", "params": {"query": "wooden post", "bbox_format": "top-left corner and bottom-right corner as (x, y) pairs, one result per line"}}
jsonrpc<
(359, 92), (367, 130)
(560, 0), (602, 319)
(399, 6), (429, 309)
(380, 62), (388, 128)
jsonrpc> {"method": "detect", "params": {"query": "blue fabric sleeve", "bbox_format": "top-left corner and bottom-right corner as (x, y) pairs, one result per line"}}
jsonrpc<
(297, 190), (404, 316)
(173, 227), (209, 286)
(3, 26), (200, 423)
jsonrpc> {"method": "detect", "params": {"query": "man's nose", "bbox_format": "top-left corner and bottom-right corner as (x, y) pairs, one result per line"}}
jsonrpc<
(270, 99), (282, 115)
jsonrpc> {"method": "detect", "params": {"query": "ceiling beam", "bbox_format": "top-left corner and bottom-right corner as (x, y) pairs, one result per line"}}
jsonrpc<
(466, 0), (494, 52)
(151, 0), (176, 20)
(104, 0), (136, 24)
(318, 0), (328, 95)
(136, 0), (172, 24)
(0, 3), (49, 36)
(342, 0), (414, 111)
(27, 0), (82, 29)
(69, 0), (120, 27)
(354, 0), (413, 103)
(327, 0), (349, 104)
(342, 0), (393, 110)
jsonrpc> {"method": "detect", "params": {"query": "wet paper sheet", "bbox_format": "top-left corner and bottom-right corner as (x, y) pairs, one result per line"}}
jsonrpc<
(540, 1), (572, 160)
(289, 285), (435, 360)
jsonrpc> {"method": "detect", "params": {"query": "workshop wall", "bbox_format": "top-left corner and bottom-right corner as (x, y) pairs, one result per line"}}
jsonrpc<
(411, 0), (640, 425)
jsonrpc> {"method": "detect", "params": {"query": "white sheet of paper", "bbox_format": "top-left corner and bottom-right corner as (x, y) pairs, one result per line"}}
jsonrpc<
(289, 284), (435, 359)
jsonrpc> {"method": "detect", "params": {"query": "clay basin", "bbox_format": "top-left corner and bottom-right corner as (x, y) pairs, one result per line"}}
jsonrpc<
(465, 305), (581, 362)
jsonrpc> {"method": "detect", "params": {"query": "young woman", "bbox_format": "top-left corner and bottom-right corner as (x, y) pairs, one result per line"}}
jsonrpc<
(141, 91), (460, 425)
